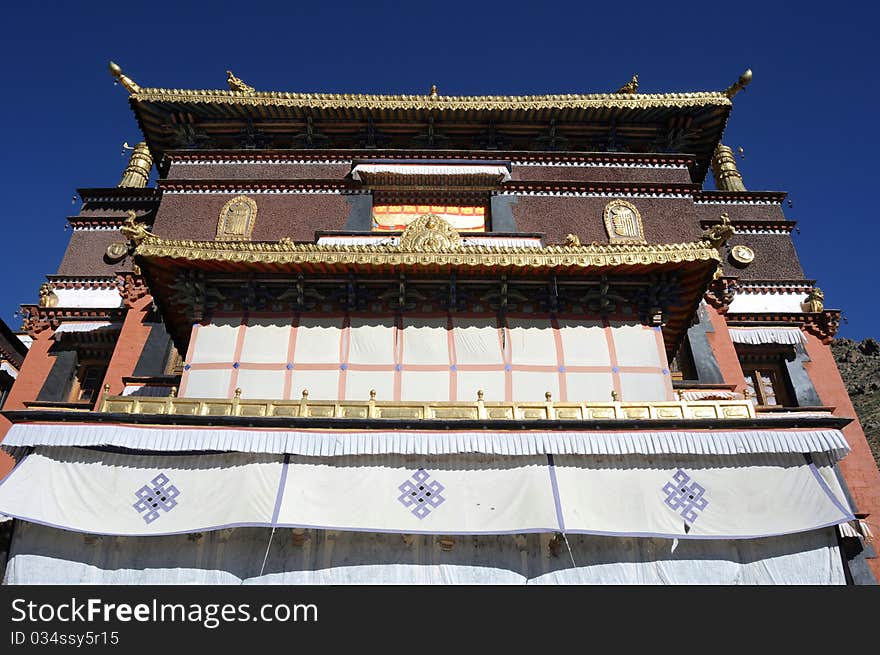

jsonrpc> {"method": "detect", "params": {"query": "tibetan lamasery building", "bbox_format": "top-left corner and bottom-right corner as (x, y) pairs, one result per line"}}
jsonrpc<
(0, 64), (877, 585)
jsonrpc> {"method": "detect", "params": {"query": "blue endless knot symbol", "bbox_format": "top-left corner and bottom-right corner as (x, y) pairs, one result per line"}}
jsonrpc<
(132, 473), (180, 524)
(397, 468), (446, 520)
(662, 469), (708, 524)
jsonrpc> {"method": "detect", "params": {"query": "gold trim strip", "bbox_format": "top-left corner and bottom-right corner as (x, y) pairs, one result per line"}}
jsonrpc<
(98, 395), (756, 421)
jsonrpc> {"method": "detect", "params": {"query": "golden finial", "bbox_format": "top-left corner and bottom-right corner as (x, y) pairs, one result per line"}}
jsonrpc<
(563, 233), (581, 247)
(234, 387), (242, 399)
(108, 61), (141, 94)
(430, 84), (438, 99)
(616, 74), (639, 94)
(545, 391), (553, 402)
(369, 389), (377, 401)
(103, 383), (111, 394)
(724, 68), (752, 98)
(301, 389), (309, 399)
(477, 389), (484, 401)
(226, 70), (255, 94)
(676, 389), (685, 400)
(169, 386), (178, 398)
(118, 142), (153, 188)
(711, 144), (747, 192)
(611, 390), (619, 401)
(743, 387), (752, 400)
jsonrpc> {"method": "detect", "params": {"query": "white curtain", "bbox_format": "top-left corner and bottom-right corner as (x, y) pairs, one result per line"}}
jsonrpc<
(5, 521), (845, 585)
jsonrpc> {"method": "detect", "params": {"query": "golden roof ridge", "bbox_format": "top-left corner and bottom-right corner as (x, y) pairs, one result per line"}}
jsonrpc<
(110, 62), (748, 109)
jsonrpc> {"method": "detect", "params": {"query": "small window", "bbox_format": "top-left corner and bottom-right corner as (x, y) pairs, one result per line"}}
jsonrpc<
(671, 336), (698, 382)
(737, 350), (794, 407)
(372, 204), (487, 232)
(69, 364), (107, 404)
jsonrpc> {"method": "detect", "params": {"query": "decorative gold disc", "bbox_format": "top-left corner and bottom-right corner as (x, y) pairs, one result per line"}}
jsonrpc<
(730, 244), (755, 264)
(105, 241), (129, 262)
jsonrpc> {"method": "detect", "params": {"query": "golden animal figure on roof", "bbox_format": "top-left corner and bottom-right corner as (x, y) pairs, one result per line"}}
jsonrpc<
(616, 74), (639, 94)
(226, 70), (255, 94)
(702, 213), (736, 248)
(120, 210), (155, 247)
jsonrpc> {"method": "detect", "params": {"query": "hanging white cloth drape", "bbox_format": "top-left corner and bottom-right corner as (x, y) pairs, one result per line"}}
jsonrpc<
(0, 448), (853, 539)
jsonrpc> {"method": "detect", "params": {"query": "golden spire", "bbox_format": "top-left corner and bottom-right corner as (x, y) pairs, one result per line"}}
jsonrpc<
(724, 68), (752, 98)
(118, 142), (153, 188)
(430, 84), (439, 99)
(711, 144), (747, 191)
(108, 61), (141, 94)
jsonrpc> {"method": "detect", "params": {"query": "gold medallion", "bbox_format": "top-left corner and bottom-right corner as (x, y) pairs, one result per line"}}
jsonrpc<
(105, 241), (129, 262)
(730, 244), (755, 264)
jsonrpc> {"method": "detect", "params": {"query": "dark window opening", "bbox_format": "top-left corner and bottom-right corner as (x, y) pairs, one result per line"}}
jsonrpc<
(69, 362), (108, 404)
(736, 346), (796, 407)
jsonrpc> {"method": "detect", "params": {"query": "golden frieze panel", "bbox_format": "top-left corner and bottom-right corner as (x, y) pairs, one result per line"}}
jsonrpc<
(135, 214), (720, 271)
(98, 393), (757, 422)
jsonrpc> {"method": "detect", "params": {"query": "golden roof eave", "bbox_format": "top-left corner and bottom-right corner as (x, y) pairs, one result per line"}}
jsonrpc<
(134, 235), (721, 271)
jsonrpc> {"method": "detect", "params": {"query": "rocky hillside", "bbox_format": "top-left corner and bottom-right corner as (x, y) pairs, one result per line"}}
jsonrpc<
(831, 337), (880, 468)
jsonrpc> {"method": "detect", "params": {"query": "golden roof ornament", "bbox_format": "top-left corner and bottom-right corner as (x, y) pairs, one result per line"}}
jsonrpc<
(108, 61), (141, 94)
(120, 210), (155, 248)
(616, 74), (639, 94)
(724, 68), (752, 98)
(118, 142), (153, 188)
(803, 287), (824, 313)
(38, 283), (58, 308)
(702, 212), (735, 249)
(398, 215), (462, 252)
(226, 70), (255, 94)
(563, 233), (581, 247)
(430, 84), (439, 99)
(711, 144), (747, 192)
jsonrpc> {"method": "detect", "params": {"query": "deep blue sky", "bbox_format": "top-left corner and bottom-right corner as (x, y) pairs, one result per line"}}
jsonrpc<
(1, 1), (877, 339)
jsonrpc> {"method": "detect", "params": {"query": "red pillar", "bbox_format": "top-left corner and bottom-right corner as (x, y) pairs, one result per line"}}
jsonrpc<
(0, 329), (57, 477)
(803, 331), (880, 579)
(96, 294), (155, 404)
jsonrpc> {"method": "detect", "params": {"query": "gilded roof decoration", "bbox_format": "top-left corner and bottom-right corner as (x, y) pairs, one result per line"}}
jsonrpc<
(109, 62), (735, 111)
(129, 88), (732, 110)
(134, 232), (721, 270)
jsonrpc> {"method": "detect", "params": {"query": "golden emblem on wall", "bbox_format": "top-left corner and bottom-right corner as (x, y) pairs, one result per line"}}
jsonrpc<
(730, 244), (755, 265)
(603, 199), (646, 244)
(105, 241), (129, 263)
(216, 195), (258, 241)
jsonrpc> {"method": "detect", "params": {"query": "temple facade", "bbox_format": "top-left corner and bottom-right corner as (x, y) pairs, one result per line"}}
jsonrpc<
(0, 65), (876, 584)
